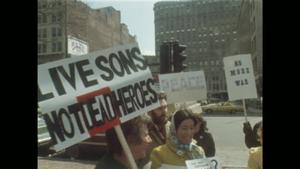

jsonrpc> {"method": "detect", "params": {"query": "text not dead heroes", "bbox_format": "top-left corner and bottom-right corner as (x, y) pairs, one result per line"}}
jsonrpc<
(39, 47), (147, 102)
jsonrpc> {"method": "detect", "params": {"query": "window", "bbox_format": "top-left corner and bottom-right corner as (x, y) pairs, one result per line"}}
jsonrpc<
(38, 15), (41, 24)
(57, 41), (62, 51)
(52, 14), (57, 23)
(52, 27), (57, 37)
(38, 29), (41, 39)
(43, 29), (47, 38)
(43, 14), (47, 24)
(52, 42), (57, 52)
(57, 28), (62, 36)
(42, 43), (47, 53)
(38, 44), (42, 53)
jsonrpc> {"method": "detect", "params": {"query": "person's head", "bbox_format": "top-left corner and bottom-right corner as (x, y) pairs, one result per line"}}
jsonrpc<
(171, 109), (197, 144)
(194, 115), (208, 134)
(148, 92), (168, 126)
(257, 122), (263, 145)
(106, 115), (152, 160)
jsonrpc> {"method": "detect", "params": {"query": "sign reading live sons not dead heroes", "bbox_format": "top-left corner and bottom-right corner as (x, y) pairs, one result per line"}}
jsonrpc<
(223, 54), (258, 101)
(38, 43), (160, 151)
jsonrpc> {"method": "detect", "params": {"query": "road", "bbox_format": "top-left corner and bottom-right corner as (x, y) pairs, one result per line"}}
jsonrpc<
(38, 115), (262, 168)
(204, 115), (262, 167)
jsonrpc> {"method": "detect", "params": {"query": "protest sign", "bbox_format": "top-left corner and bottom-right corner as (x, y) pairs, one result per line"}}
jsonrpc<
(159, 71), (207, 103)
(223, 54), (258, 101)
(38, 43), (160, 151)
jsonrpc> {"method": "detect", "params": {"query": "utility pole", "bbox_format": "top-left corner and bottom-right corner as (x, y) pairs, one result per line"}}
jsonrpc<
(64, 0), (68, 58)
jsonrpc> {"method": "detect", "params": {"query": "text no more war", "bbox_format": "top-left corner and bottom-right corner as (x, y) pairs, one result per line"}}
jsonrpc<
(38, 45), (158, 145)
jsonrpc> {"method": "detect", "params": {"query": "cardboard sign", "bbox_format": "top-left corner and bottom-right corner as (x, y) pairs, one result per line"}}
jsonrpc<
(159, 71), (207, 103)
(223, 54), (258, 101)
(185, 158), (210, 169)
(38, 43), (160, 151)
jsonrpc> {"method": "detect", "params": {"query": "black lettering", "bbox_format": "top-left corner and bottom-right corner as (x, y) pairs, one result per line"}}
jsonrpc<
(128, 84), (139, 111)
(43, 111), (65, 144)
(147, 78), (158, 103)
(68, 103), (85, 134)
(76, 59), (98, 88)
(230, 70), (235, 76)
(235, 60), (242, 67)
(49, 67), (66, 96)
(58, 108), (75, 138)
(134, 82), (146, 108)
(80, 103), (94, 130)
(38, 84), (54, 102)
(57, 64), (76, 90)
(85, 97), (103, 127)
(95, 55), (114, 81)
(103, 94), (115, 120)
(118, 50), (138, 75)
(109, 53), (124, 77)
(131, 47), (147, 70)
(139, 80), (151, 106)
(110, 89), (127, 117)
(121, 86), (134, 114)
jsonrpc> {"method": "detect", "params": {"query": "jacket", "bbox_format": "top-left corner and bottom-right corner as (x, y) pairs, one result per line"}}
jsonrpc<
(150, 138), (206, 169)
(194, 131), (216, 157)
(247, 146), (262, 169)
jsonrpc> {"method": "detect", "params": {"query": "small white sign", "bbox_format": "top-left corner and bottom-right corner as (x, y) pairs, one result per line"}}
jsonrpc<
(159, 71), (207, 103)
(207, 157), (222, 169)
(185, 158), (210, 169)
(68, 35), (89, 56)
(223, 54), (258, 101)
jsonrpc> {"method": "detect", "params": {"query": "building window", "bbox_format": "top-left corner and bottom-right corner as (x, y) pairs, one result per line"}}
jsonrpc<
(57, 28), (62, 36)
(38, 29), (41, 39)
(57, 41), (62, 51)
(52, 27), (57, 37)
(42, 43), (47, 53)
(38, 15), (41, 24)
(43, 14), (47, 24)
(38, 44), (42, 53)
(43, 29), (47, 38)
(52, 14), (57, 23)
(52, 42), (57, 52)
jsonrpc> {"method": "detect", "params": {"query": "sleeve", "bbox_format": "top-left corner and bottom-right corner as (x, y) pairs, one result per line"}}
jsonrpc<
(206, 133), (216, 157)
(150, 148), (163, 169)
(248, 152), (259, 169)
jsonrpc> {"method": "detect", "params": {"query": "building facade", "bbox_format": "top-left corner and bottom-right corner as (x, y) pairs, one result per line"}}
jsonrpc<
(154, 0), (241, 100)
(237, 0), (262, 97)
(38, 0), (136, 64)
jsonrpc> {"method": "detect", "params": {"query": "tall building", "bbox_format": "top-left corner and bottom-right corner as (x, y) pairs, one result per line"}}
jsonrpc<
(154, 0), (241, 100)
(38, 0), (136, 64)
(237, 0), (262, 97)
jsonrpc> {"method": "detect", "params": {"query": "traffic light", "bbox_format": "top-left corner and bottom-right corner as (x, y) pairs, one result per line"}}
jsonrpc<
(173, 42), (187, 72)
(159, 42), (171, 74)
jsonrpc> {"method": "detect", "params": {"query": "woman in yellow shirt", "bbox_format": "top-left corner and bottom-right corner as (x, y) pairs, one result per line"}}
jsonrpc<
(150, 109), (206, 169)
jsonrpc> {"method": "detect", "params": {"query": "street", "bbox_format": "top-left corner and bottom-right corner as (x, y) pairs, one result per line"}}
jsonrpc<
(204, 115), (262, 167)
(38, 115), (262, 169)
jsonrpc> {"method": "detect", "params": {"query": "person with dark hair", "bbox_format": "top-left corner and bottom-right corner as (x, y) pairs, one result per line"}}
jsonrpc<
(243, 120), (262, 148)
(150, 109), (206, 169)
(193, 115), (216, 157)
(94, 115), (152, 169)
(247, 123), (262, 169)
(137, 92), (171, 168)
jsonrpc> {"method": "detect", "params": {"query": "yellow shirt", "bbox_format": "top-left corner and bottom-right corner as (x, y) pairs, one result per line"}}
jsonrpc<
(248, 146), (262, 169)
(150, 140), (205, 169)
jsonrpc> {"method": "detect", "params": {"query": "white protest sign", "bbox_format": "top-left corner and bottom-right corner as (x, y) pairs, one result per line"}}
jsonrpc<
(185, 158), (210, 169)
(159, 164), (187, 169)
(159, 71), (207, 103)
(207, 157), (222, 169)
(38, 42), (160, 151)
(223, 54), (258, 101)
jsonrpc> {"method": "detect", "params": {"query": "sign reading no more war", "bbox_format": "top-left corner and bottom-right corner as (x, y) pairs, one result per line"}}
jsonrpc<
(159, 71), (207, 103)
(38, 43), (160, 151)
(223, 54), (258, 101)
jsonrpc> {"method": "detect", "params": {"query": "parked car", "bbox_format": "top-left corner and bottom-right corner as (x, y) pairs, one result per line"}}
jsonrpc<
(202, 102), (243, 114)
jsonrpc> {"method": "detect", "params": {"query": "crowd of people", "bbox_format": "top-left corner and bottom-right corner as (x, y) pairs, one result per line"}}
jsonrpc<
(93, 92), (262, 169)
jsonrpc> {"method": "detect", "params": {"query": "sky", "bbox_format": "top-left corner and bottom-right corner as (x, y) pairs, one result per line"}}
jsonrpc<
(85, 0), (166, 56)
